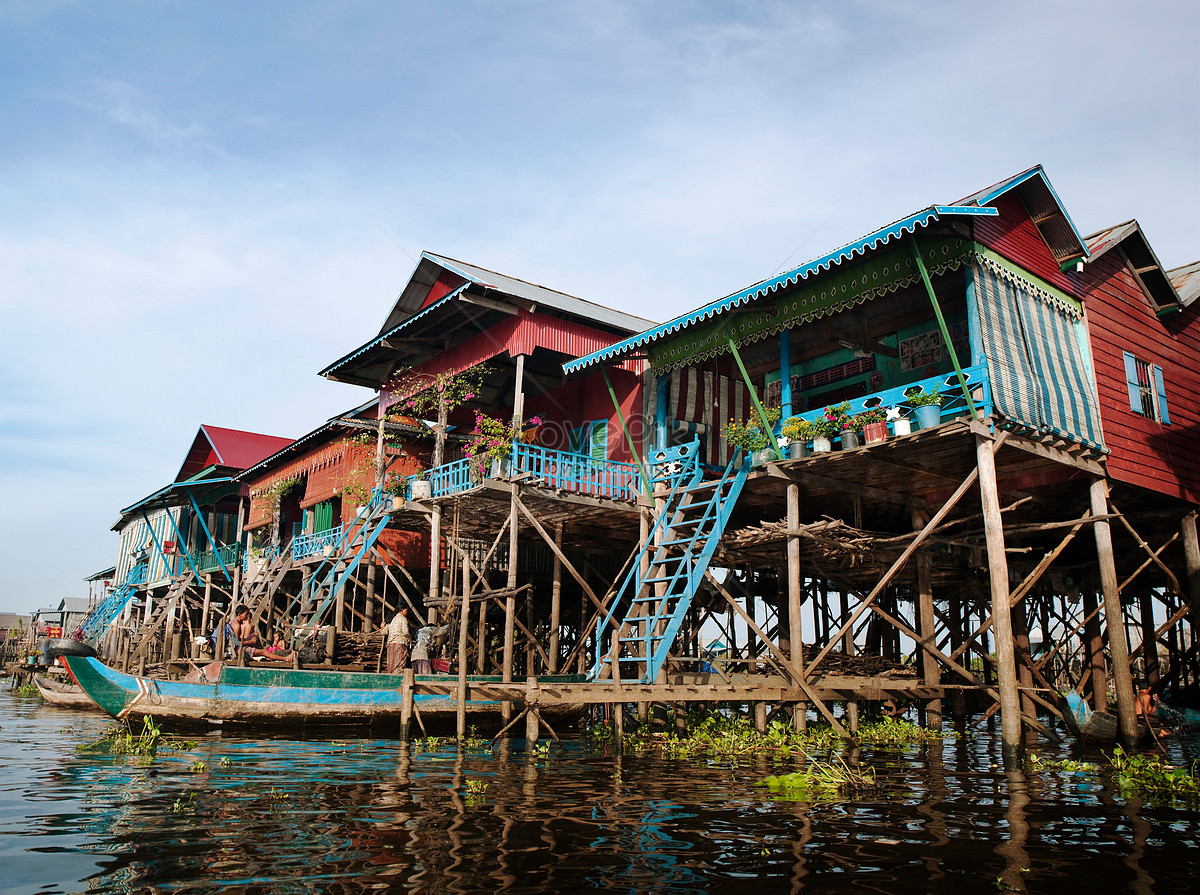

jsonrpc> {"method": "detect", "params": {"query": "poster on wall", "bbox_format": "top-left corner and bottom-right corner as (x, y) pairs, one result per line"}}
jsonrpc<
(899, 324), (969, 372)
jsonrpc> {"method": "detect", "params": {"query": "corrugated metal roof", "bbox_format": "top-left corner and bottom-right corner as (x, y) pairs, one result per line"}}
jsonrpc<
(1167, 260), (1200, 306)
(1085, 220), (1181, 311)
(322, 253), (655, 380)
(564, 203), (996, 374)
(954, 164), (1088, 263)
(175, 426), (293, 481)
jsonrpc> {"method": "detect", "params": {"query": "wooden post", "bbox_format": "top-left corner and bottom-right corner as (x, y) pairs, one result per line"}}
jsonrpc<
(976, 432), (1022, 753)
(549, 522), (563, 673)
(1083, 589), (1107, 712)
(364, 560), (377, 633)
(786, 482), (806, 731)
(457, 558), (471, 738)
(841, 583), (859, 733)
(200, 575), (213, 654)
(1090, 476), (1138, 745)
(476, 595), (487, 673)
(1140, 590), (1159, 686)
(502, 490), (519, 724)
(1012, 600), (1036, 721)
(912, 509), (942, 728)
(399, 668), (414, 741)
(1182, 511), (1200, 640)
(525, 676), (539, 743)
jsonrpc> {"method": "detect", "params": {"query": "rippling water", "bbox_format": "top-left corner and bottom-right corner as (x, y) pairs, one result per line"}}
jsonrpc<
(2, 684), (1198, 894)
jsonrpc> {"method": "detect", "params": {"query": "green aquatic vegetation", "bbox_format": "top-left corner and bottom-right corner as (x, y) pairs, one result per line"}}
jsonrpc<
(1027, 753), (1100, 774)
(218, 756), (233, 768)
(587, 711), (955, 758)
(855, 717), (958, 745)
(268, 787), (290, 803)
(1109, 746), (1200, 806)
(762, 754), (880, 802)
(462, 726), (488, 750)
(170, 793), (197, 813)
(189, 760), (208, 773)
(76, 716), (196, 758)
(412, 736), (449, 754)
(463, 778), (489, 806)
(15, 679), (40, 697)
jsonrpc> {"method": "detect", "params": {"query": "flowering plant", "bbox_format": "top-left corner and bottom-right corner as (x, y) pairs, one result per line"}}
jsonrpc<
(813, 402), (851, 437)
(780, 416), (815, 442)
(853, 406), (888, 427)
(722, 406), (782, 451)
(383, 365), (491, 420)
(463, 412), (543, 476)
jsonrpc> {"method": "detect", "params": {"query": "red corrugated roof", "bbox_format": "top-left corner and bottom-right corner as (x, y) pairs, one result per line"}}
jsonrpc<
(176, 425), (294, 481)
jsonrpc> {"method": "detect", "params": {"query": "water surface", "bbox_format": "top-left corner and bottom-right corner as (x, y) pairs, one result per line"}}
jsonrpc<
(2, 685), (1197, 893)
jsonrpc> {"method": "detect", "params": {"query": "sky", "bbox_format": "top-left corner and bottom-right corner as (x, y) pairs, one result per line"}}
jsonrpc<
(1, 1), (1197, 614)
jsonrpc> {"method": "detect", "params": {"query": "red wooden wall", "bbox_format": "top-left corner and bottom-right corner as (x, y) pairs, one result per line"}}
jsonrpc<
(972, 193), (1082, 298)
(1079, 251), (1200, 503)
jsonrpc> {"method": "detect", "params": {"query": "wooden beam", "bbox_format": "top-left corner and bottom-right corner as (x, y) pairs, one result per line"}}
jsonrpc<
(764, 465), (925, 509)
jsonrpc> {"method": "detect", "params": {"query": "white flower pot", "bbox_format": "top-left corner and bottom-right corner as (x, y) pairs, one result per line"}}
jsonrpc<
(410, 480), (432, 501)
(812, 436), (832, 453)
(893, 418), (912, 436)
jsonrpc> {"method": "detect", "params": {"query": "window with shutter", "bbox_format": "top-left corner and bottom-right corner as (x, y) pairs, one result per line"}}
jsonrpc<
(1122, 351), (1170, 424)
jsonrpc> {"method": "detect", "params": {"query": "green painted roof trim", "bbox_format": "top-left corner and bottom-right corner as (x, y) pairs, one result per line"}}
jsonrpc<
(974, 245), (1083, 317)
(650, 236), (974, 373)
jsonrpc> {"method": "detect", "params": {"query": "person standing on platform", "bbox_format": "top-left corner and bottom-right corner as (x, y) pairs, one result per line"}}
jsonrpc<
(385, 608), (410, 673)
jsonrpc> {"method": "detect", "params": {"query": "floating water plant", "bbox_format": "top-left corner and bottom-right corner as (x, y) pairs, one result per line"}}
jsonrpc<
(762, 755), (880, 801)
(76, 716), (195, 758)
(1027, 753), (1099, 774)
(856, 717), (957, 745)
(1109, 746), (1200, 806)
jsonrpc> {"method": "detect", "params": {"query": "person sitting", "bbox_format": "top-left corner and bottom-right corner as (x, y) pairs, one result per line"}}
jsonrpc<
(259, 629), (294, 663)
(1135, 680), (1157, 719)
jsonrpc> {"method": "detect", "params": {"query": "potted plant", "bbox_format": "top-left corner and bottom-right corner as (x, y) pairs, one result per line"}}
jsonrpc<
(409, 469), (432, 502)
(906, 388), (943, 429)
(722, 407), (782, 466)
(780, 416), (815, 459)
(821, 402), (857, 450)
(811, 407), (842, 453)
(855, 407), (889, 445)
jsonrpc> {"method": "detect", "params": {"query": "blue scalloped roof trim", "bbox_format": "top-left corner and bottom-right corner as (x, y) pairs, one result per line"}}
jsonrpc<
(563, 205), (997, 374)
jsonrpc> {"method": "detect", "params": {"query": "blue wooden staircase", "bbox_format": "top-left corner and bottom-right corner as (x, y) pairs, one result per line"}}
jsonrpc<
(590, 442), (748, 684)
(294, 494), (392, 631)
(77, 561), (149, 644)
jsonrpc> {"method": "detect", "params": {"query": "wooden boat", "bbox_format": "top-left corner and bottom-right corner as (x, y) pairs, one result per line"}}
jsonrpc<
(1064, 690), (1154, 742)
(33, 673), (104, 712)
(59, 655), (584, 733)
(1155, 698), (1200, 728)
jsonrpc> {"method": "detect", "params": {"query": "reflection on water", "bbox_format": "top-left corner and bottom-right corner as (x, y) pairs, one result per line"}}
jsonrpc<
(2, 689), (1198, 894)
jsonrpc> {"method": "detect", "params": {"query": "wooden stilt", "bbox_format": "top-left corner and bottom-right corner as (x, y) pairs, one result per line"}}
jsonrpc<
(912, 508), (942, 728)
(502, 489), (519, 724)
(976, 431), (1022, 753)
(364, 561), (377, 633)
(786, 483), (805, 731)
(1140, 590), (1159, 686)
(399, 668), (414, 741)
(457, 557), (471, 739)
(550, 522), (563, 673)
(1083, 589), (1108, 712)
(1182, 511), (1200, 639)
(525, 677), (539, 743)
(1090, 476), (1138, 745)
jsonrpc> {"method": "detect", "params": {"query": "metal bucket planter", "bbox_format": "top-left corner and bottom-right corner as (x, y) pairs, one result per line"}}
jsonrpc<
(410, 480), (432, 501)
(788, 440), (809, 460)
(840, 429), (860, 450)
(914, 405), (942, 429)
(812, 436), (832, 453)
(893, 417), (912, 436)
(863, 421), (889, 445)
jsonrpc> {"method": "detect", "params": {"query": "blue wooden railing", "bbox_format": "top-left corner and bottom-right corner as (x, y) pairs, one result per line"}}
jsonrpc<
(787, 364), (992, 443)
(404, 444), (642, 503)
(512, 442), (641, 501)
(194, 543), (240, 574)
(292, 524), (345, 561)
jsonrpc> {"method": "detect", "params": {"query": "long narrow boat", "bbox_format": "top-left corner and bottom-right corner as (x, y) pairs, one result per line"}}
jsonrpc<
(33, 673), (104, 712)
(59, 655), (584, 733)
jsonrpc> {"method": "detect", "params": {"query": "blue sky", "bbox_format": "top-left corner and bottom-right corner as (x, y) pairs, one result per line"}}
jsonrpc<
(1, 1), (1197, 613)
